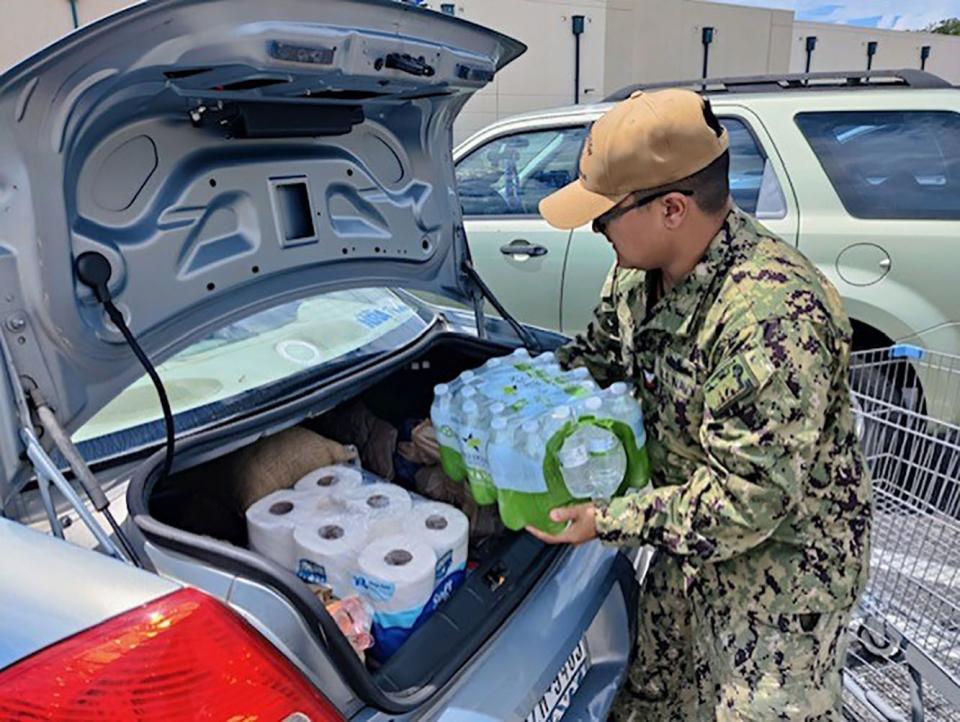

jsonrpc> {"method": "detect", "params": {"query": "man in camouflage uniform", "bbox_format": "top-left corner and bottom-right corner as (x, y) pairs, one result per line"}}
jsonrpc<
(528, 88), (872, 720)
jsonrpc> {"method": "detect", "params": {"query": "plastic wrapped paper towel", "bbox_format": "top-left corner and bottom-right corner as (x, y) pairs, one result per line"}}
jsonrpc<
(353, 534), (437, 662)
(293, 513), (369, 600)
(245, 489), (328, 569)
(294, 465), (363, 502)
(409, 502), (469, 583)
(339, 483), (412, 536)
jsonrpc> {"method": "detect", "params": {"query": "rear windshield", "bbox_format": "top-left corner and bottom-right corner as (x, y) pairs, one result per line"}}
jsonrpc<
(73, 288), (429, 462)
(795, 111), (960, 221)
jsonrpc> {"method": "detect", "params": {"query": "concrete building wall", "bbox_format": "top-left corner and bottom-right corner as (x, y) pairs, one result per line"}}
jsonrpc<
(0, 0), (78, 74)
(444, 0), (610, 144)
(789, 20), (960, 83)
(1, 0), (957, 145)
(606, 0), (794, 87)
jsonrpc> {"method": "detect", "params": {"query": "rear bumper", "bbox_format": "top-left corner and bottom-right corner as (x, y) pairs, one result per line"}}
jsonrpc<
(359, 541), (638, 721)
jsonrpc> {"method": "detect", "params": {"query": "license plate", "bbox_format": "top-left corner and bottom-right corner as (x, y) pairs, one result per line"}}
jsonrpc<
(525, 639), (591, 722)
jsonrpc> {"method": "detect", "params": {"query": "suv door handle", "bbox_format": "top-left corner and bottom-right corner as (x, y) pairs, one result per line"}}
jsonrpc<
(500, 241), (548, 258)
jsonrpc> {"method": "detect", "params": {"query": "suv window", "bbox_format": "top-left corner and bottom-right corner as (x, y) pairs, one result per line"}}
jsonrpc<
(796, 111), (960, 220)
(722, 117), (787, 219)
(456, 126), (588, 217)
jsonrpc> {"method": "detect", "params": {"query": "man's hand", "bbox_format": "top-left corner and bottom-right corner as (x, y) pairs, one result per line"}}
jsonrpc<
(526, 503), (598, 546)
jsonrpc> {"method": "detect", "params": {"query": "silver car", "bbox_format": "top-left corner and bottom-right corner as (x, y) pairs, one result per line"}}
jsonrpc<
(0, 1), (637, 719)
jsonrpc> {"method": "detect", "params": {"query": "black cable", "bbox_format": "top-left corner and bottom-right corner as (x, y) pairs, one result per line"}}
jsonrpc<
(103, 301), (175, 481)
(75, 252), (175, 482)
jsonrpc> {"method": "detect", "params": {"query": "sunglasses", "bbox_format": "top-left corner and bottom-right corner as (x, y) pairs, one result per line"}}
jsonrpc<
(592, 189), (694, 235)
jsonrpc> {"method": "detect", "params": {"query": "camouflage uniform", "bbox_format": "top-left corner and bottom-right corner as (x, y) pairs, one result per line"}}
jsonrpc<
(556, 209), (872, 720)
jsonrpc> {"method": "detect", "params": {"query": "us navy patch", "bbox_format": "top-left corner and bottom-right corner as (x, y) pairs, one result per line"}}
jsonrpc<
(704, 348), (774, 414)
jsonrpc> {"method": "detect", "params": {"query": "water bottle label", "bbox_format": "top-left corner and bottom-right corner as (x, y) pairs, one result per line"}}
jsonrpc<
(461, 425), (489, 473)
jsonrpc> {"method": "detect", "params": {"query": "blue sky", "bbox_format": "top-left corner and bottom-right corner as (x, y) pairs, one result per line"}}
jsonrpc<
(720, 1), (960, 30)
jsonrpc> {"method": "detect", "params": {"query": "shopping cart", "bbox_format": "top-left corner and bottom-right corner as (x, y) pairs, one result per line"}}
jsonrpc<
(844, 345), (960, 721)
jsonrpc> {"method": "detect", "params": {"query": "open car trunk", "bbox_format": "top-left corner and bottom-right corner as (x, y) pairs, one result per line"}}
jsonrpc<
(127, 334), (564, 714)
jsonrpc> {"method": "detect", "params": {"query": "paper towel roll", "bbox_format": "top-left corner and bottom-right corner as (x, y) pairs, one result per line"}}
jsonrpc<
(353, 534), (437, 615)
(246, 489), (324, 570)
(409, 502), (469, 582)
(340, 483), (413, 536)
(294, 465), (363, 501)
(293, 513), (369, 600)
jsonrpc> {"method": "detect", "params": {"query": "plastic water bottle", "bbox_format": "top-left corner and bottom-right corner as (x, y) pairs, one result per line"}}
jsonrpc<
(557, 438), (592, 499)
(580, 395), (604, 419)
(568, 367), (591, 381)
(431, 383), (451, 429)
(543, 405), (572, 441)
(456, 369), (476, 391)
(607, 382), (646, 450)
(460, 398), (498, 505)
(487, 415), (512, 481)
(579, 380), (600, 398)
(511, 348), (531, 362)
(521, 420), (543, 474)
(533, 351), (556, 366)
(585, 427), (627, 500)
(432, 383), (466, 482)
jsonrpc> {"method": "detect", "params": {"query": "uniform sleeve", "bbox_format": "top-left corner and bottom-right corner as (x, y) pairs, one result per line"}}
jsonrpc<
(555, 265), (627, 387)
(595, 317), (835, 564)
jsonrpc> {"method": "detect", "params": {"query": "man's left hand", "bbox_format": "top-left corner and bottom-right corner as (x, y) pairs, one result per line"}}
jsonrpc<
(526, 503), (598, 545)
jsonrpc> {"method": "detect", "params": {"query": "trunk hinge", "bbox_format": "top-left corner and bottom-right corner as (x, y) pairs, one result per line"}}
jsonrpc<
(0, 330), (139, 565)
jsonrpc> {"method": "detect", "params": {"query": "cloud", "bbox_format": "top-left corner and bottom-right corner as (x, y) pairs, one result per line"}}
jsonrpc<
(718, 0), (960, 30)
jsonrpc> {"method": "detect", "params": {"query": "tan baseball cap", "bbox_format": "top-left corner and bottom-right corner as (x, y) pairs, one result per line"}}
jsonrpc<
(539, 88), (730, 229)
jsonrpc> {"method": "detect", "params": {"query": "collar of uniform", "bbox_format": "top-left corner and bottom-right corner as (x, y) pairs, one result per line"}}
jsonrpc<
(641, 208), (748, 337)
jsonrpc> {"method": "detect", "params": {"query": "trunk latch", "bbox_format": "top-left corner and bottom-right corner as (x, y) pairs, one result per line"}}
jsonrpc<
(484, 561), (510, 592)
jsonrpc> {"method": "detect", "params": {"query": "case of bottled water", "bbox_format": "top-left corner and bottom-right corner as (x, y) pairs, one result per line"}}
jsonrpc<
(430, 350), (651, 533)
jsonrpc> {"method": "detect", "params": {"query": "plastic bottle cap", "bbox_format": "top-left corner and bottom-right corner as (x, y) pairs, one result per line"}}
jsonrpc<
(570, 367), (590, 379)
(463, 400), (479, 415)
(435, 383), (449, 396)
(462, 386), (477, 399)
(537, 352), (556, 364)
(491, 416), (508, 430)
(491, 402), (507, 416)
(609, 382), (628, 396)
(461, 370), (475, 382)
(486, 358), (503, 368)
(544, 364), (561, 374)
(581, 381), (597, 391)
(585, 396), (603, 412)
(588, 431), (618, 453)
(552, 405), (572, 420)
(558, 443), (589, 468)
(522, 420), (539, 434)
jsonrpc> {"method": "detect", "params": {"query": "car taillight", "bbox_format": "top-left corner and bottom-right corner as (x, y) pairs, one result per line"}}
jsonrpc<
(0, 587), (344, 721)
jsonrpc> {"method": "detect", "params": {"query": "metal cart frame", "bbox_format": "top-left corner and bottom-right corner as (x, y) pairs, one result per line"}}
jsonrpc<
(844, 345), (960, 721)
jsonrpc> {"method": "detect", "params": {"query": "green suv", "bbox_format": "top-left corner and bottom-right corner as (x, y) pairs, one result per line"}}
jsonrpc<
(453, 70), (960, 382)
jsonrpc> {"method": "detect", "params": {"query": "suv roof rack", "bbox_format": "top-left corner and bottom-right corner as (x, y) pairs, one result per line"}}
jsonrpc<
(604, 69), (952, 102)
